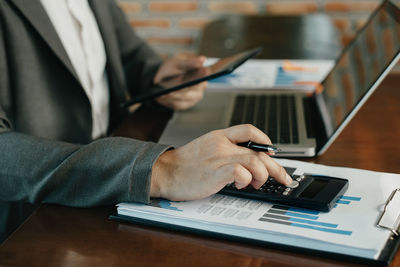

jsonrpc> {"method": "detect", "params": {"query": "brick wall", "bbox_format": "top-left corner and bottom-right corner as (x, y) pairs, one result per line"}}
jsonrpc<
(118, 0), (400, 57)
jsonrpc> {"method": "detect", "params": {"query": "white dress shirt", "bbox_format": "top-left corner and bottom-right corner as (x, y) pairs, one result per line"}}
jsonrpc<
(41, 0), (110, 139)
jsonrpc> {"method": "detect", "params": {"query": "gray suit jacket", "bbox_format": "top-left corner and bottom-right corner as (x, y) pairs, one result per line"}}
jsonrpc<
(0, 0), (171, 241)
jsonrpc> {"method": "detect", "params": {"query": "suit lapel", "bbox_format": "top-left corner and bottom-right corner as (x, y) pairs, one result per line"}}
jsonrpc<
(10, 0), (129, 105)
(89, 0), (131, 104)
(9, 0), (80, 83)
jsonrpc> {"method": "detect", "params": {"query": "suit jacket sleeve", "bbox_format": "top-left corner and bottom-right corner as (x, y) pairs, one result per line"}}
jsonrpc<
(0, 131), (170, 206)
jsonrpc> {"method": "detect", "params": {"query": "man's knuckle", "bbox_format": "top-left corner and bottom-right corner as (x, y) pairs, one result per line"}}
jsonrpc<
(247, 155), (260, 167)
(231, 164), (243, 177)
(240, 124), (255, 136)
(208, 129), (220, 138)
(243, 123), (253, 129)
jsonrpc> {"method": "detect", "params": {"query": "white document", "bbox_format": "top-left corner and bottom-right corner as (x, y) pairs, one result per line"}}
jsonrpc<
(205, 58), (334, 92)
(117, 159), (400, 260)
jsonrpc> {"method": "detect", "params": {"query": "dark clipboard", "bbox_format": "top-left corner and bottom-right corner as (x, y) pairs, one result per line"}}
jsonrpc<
(120, 47), (262, 108)
(109, 189), (400, 266)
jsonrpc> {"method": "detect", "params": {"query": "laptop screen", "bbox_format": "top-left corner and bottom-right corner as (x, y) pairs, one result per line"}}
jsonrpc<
(317, 0), (400, 152)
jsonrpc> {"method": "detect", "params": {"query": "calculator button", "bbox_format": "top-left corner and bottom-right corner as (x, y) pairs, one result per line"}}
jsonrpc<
(260, 186), (267, 192)
(286, 180), (299, 189)
(282, 191), (289, 196)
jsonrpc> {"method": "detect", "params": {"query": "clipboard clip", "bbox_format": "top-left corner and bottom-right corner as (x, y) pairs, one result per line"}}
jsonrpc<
(377, 188), (400, 237)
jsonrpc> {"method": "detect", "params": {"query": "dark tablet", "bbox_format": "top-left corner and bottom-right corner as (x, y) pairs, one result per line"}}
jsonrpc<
(121, 47), (262, 108)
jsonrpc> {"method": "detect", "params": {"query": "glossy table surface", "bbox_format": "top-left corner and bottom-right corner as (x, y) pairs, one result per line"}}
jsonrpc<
(1, 73), (400, 267)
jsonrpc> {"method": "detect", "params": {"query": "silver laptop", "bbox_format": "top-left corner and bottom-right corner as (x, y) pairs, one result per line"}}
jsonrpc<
(159, 0), (400, 157)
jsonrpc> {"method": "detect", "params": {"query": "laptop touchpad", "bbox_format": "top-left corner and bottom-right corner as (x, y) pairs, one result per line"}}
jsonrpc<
(158, 92), (233, 146)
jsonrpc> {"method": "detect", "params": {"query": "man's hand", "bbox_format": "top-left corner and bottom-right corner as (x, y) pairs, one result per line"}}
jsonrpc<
(150, 124), (292, 201)
(154, 53), (207, 110)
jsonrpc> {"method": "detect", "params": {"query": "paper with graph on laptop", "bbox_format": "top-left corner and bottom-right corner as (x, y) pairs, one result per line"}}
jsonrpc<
(116, 159), (400, 261)
(205, 58), (334, 91)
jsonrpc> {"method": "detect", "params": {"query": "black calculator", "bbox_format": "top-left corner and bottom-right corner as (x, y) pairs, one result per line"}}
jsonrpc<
(219, 174), (349, 211)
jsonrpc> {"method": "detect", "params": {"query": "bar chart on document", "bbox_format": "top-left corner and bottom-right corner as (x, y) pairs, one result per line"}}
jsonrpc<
(259, 195), (362, 236)
(142, 194), (362, 237)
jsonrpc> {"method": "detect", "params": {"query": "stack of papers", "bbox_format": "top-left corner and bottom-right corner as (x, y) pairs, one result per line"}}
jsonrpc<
(205, 59), (335, 91)
(117, 159), (400, 261)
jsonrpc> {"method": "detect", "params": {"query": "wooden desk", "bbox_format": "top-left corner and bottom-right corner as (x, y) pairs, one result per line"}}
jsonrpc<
(1, 73), (400, 266)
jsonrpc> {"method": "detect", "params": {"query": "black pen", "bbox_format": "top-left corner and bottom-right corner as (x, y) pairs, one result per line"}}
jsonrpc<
(238, 141), (281, 153)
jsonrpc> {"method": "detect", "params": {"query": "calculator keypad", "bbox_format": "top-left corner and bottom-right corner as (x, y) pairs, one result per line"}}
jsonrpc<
(225, 174), (305, 196)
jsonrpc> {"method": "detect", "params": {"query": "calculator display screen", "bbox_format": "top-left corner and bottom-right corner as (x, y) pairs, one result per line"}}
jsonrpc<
(299, 179), (327, 199)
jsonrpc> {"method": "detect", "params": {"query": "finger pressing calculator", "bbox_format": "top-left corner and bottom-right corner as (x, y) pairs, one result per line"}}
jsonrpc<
(219, 174), (349, 211)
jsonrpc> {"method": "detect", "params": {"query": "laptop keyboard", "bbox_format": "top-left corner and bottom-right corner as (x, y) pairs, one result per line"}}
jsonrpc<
(229, 94), (299, 144)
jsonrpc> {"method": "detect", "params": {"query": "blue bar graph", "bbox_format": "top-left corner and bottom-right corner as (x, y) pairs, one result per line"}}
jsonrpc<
(336, 195), (362, 206)
(285, 211), (319, 220)
(149, 200), (183, 211)
(291, 223), (352, 235)
(340, 196), (362, 201)
(260, 202), (355, 236)
(271, 205), (320, 215)
(289, 218), (338, 228)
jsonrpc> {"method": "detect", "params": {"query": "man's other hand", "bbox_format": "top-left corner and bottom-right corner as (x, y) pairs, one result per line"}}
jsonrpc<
(154, 53), (207, 110)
